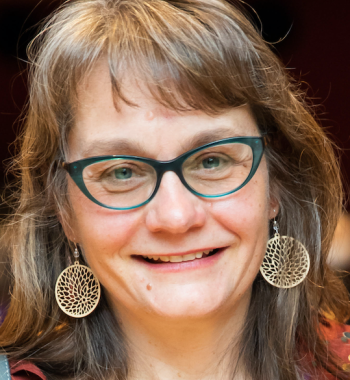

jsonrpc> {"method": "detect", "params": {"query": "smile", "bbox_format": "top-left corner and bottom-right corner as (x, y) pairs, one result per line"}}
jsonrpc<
(142, 248), (220, 264)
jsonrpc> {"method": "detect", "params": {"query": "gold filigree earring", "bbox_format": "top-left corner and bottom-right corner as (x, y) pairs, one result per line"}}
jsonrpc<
(55, 245), (101, 318)
(260, 219), (310, 288)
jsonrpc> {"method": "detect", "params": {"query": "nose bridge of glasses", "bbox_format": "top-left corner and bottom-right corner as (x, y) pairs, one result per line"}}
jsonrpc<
(151, 158), (195, 205)
(153, 154), (187, 185)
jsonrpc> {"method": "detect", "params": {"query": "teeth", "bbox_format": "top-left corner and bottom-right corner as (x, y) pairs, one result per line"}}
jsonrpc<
(142, 249), (218, 263)
(169, 256), (182, 262)
(159, 256), (170, 262)
(182, 253), (196, 261)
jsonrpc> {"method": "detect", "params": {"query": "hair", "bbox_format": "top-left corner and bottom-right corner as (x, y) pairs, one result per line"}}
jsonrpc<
(0, 0), (349, 379)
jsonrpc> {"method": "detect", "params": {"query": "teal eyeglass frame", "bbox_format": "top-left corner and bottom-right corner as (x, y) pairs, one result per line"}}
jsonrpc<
(62, 136), (266, 210)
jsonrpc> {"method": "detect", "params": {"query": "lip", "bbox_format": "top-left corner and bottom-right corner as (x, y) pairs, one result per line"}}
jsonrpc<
(133, 247), (228, 273)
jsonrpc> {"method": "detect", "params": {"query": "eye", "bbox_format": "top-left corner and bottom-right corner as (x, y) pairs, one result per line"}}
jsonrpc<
(114, 167), (133, 179)
(202, 156), (221, 169)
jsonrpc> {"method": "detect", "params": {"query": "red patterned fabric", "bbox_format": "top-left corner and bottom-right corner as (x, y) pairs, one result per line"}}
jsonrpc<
(320, 320), (350, 376)
(7, 321), (350, 379)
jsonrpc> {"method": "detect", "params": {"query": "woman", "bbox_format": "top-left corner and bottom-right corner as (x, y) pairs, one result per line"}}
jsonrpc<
(0, 0), (349, 379)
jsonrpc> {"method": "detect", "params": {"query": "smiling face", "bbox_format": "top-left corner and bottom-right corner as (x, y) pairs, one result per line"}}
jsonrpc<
(65, 61), (277, 322)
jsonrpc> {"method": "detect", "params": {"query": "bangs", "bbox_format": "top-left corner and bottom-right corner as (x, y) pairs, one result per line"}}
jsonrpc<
(30, 0), (267, 118)
(106, 0), (261, 113)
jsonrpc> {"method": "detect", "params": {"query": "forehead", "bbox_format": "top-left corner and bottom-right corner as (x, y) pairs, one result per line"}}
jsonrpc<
(70, 61), (259, 161)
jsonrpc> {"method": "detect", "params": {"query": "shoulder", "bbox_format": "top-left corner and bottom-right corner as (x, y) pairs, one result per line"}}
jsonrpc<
(9, 361), (46, 380)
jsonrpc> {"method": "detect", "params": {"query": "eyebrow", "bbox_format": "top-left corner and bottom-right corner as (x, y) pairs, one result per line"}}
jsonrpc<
(81, 139), (149, 158)
(183, 128), (241, 152)
(80, 127), (244, 159)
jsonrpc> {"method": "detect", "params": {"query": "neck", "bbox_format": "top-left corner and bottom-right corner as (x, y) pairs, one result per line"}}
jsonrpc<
(114, 292), (251, 380)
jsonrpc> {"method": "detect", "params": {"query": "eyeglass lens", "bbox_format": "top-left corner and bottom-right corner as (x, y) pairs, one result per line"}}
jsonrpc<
(82, 142), (254, 208)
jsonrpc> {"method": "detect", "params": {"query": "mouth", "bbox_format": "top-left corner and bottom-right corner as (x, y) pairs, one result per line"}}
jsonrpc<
(141, 248), (221, 264)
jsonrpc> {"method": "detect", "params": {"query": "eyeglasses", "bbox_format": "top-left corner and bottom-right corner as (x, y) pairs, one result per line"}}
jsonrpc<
(62, 136), (265, 210)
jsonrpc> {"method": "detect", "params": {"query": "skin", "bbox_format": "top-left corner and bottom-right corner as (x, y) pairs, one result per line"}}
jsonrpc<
(65, 61), (278, 380)
(329, 213), (350, 270)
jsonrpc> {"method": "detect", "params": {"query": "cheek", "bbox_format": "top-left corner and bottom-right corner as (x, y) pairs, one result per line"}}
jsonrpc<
(211, 175), (270, 234)
(67, 181), (141, 258)
(208, 173), (270, 281)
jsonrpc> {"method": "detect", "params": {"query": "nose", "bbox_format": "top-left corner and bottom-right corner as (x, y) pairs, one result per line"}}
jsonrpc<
(145, 172), (206, 234)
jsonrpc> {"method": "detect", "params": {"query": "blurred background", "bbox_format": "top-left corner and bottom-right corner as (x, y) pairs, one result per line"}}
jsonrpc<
(0, 0), (350, 307)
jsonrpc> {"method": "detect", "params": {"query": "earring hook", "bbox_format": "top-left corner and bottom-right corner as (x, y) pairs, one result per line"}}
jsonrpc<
(272, 210), (279, 235)
(73, 243), (80, 264)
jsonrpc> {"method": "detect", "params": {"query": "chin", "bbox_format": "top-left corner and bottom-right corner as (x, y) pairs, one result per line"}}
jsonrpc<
(143, 286), (238, 320)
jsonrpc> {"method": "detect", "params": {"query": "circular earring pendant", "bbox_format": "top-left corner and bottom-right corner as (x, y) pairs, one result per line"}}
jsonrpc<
(260, 234), (310, 289)
(55, 262), (101, 318)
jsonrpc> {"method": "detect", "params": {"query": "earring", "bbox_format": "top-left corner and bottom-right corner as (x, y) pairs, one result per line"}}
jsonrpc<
(260, 219), (310, 289)
(55, 245), (101, 318)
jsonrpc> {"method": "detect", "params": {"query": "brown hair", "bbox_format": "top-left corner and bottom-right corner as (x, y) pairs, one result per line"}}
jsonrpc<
(0, 0), (349, 379)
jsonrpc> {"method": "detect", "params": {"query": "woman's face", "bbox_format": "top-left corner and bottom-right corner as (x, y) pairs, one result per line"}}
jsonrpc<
(66, 62), (277, 321)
